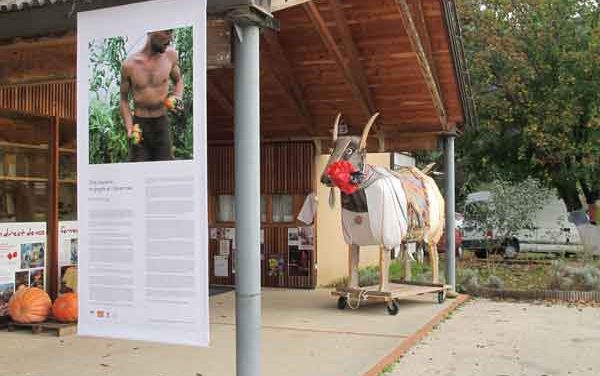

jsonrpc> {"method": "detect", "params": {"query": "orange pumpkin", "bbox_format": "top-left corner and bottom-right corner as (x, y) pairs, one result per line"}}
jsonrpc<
(8, 286), (52, 323)
(52, 293), (78, 322)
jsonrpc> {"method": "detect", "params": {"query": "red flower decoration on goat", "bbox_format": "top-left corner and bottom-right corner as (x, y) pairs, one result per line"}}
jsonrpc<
(327, 160), (359, 194)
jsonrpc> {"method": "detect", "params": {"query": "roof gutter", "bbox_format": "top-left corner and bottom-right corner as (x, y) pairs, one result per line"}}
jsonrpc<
(440, 0), (478, 131)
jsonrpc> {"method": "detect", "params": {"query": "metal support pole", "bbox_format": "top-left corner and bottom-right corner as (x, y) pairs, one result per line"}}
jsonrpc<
(445, 136), (456, 292)
(234, 23), (261, 376)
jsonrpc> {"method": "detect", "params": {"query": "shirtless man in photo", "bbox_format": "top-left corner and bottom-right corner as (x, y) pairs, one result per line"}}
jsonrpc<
(120, 29), (184, 162)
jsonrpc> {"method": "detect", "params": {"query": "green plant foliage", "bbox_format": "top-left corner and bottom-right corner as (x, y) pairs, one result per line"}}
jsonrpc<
(457, 268), (480, 293)
(466, 177), (554, 249)
(549, 259), (600, 291)
(486, 274), (505, 289)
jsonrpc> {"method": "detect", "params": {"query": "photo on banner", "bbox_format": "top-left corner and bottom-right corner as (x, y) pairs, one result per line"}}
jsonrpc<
(0, 282), (14, 317)
(77, 0), (208, 347)
(20, 242), (45, 269)
(15, 270), (29, 290)
(88, 26), (194, 165)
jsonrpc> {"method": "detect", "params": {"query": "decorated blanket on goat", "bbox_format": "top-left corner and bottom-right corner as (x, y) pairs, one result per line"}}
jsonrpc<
(393, 167), (431, 241)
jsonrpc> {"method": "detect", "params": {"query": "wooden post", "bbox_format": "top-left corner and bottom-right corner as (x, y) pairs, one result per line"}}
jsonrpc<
(47, 115), (60, 300)
(404, 248), (412, 282)
(379, 246), (389, 292)
(430, 244), (439, 284)
(348, 244), (359, 288)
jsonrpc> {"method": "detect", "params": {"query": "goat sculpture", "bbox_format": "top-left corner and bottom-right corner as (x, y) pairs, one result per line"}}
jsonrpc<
(321, 113), (445, 292)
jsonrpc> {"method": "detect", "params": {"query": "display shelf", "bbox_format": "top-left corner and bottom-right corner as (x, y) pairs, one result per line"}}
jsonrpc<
(0, 141), (76, 154)
(0, 175), (48, 182)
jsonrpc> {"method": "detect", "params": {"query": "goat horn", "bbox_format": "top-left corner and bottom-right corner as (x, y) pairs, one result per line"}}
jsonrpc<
(422, 162), (436, 175)
(332, 113), (342, 142)
(359, 112), (380, 150)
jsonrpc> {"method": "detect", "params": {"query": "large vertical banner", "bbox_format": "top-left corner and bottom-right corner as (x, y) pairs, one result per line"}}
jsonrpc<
(77, 0), (208, 346)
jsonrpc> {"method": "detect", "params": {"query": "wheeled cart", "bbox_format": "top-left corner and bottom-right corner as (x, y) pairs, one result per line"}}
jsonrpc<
(332, 281), (450, 315)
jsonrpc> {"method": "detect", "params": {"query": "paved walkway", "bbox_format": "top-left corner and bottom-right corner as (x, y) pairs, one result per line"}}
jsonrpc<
(388, 299), (600, 376)
(0, 288), (457, 376)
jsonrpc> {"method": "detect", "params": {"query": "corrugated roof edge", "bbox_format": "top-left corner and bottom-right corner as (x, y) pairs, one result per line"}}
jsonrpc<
(0, 0), (71, 13)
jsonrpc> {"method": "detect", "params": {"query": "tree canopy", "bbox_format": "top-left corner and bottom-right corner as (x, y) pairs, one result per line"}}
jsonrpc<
(457, 0), (600, 212)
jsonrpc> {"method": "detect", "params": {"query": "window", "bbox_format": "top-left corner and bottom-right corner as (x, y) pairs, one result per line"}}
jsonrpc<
(0, 117), (50, 223)
(272, 194), (293, 223)
(217, 195), (235, 222)
(59, 120), (77, 220)
(261, 195), (267, 222)
(217, 195), (266, 223)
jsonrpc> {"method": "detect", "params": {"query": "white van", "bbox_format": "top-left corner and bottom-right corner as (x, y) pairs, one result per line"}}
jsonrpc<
(462, 191), (583, 258)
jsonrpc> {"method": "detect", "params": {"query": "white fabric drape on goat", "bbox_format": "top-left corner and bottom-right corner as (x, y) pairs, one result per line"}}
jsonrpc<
(341, 167), (409, 249)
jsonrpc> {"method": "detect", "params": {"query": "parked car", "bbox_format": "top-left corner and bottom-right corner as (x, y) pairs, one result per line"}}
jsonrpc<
(461, 191), (583, 258)
(437, 212), (464, 258)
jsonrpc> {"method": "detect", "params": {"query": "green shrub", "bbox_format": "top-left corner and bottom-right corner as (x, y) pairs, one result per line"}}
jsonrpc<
(486, 275), (505, 289)
(549, 260), (600, 291)
(359, 265), (380, 287)
(457, 268), (480, 293)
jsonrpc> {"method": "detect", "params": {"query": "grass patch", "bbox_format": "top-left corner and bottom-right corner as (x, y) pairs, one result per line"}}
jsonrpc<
(322, 251), (600, 292)
(324, 258), (438, 288)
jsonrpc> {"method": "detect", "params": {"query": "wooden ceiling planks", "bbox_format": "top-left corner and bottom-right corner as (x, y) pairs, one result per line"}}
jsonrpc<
(254, 0), (464, 146)
(0, 0), (465, 151)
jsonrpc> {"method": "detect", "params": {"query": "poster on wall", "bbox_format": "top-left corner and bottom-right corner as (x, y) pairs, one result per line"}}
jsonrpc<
(289, 226), (313, 277)
(59, 221), (79, 294)
(298, 226), (314, 251)
(0, 222), (47, 318)
(214, 255), (228, 278)
(77, 0), (208, 346)
(59, 221), (79, 266)
(287, 228), (299, 246)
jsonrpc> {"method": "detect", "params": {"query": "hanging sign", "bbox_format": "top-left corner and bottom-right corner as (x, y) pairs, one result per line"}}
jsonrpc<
(77, 0), (209, 346)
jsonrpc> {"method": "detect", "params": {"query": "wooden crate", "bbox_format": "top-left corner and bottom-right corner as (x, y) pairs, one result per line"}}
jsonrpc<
(7, 320), (77, 337)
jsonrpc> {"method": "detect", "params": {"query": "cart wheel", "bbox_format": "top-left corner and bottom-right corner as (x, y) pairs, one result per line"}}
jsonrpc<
(437, 291), (446, 304)
(337, 296), (348, 310)
(386, 301), (399, 316)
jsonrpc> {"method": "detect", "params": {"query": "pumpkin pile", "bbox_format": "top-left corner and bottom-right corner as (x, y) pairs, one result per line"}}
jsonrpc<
(7, 287), (78, 323)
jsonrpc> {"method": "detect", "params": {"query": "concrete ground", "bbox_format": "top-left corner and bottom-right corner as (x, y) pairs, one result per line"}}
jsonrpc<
(0, 288), (454, 376)
(388, 299), (600, 376)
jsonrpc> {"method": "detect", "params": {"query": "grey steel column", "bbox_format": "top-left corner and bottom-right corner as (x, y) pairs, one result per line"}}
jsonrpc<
(445, 135), (456, 291)
(234, 23), (261, 376)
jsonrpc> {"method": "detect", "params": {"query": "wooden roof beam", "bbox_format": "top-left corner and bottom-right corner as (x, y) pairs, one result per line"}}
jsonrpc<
(262, 30), (316, 135)
(394, 0), (448, 130)
(0, 33), (75, 51)
(412, 0), (438, 81)
(303, 1), (376, 118)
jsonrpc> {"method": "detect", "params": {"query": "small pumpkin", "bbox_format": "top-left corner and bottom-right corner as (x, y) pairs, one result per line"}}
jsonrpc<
(8, 286), (52, 323)
(52, 293), (78, 322)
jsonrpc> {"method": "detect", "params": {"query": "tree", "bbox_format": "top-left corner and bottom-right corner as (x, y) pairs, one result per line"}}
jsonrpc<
(457, 0), (600, 251)
(467, 178), (553, 258)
